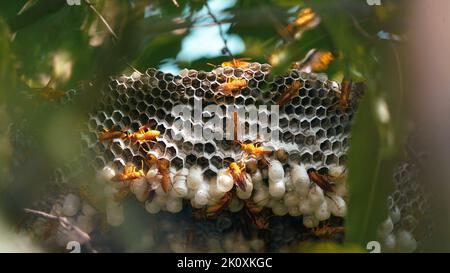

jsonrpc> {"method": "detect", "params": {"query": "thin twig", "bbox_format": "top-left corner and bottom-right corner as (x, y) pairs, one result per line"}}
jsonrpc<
(172, 0), (180, 8)
(348, 12), (374, 40)
(24, 208), (91, 245)
(17, 0), (35, 15)
(84, 0), (118, 41)
(205, 2), (233, 57)
(127, 63), (143, 75)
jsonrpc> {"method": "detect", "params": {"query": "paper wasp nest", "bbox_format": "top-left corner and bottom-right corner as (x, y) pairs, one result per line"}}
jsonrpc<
(80, 62), (362, 229)
(378, 134), (433, 253)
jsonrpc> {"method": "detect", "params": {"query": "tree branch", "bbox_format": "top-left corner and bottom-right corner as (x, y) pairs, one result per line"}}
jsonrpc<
(205, 2), (233, 57)
(84, 0), (118, 41)
(24, 208), (91, 245)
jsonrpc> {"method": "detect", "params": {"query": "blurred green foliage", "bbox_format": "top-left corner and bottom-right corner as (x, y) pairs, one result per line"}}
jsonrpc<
(0, 0), (407, 251)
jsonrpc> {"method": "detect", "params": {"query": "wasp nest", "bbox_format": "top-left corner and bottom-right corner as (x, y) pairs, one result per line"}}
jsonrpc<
(378, 134), (432, 253)
(80, 62), (362, 228)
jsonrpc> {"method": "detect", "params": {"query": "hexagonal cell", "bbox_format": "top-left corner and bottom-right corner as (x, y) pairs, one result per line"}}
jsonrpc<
(181, 141), (193, 152)
(285, 105), (294, 115)
(332, 141), (341, 151)
(254, 71), (265, 81)
(104, 118), (115, 129)
(204, 142), (216, 154)
(156, 109), (166, 119)
(146, 105), (156, 116)
(320, 140), (331, 152)
(326, 128), (336, 138)
(294, 134), (305, 145)
(88, 118), (98, 131)
(308, 89), (318, 98)
(311, 117), (320, 128)
(325, 154), (338, 165)
(204, 169), (217, 178)
(294, 106), (304, 115)
(300, 152), (312, 164)
(289, 118), (300, 131)
(171, 156), (184, 169)
(300, 120), (310, 131)
(129, 109), (140, 120)
(305, 106), (314, 118)
(305, 135), (315, 145)
(165, 146), (177, 159)
(210, 155), (223, 169)
(279, 117), (289, 128)
(130, 121), (142, 132)
(338, 155), (347, 165)
(197, 156), (209, 169)
(312, 151), (324, 163)
(342, 137), (349, 147)
(122, 148), (134, 162)
(235, 96), (244, 105)
(194, 143), (204, 154)
(282, 131), (294, 143)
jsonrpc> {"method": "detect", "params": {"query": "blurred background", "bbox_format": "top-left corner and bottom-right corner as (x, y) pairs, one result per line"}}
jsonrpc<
(0, 0), (447, 252)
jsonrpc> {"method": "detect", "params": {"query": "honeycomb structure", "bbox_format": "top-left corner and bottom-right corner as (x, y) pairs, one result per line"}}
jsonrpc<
(80, 62), (362, 228)
(378, 134), (432, 253)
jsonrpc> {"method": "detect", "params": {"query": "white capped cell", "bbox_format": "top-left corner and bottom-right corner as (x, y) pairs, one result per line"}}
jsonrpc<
(228, 196), (244, 212)
(236, 175), (253, 200)
(269, 179), (285, 199)
(299, 197), (314, 215)
(303, 215), (319, 228)
(253, 186), (270, 207)
(216, 169), (234, 192)
(209, 177), (226, 200)
(308, 186), (325, 209)
(314, 201), (330, 221)
(245, 158), (258, 173)
(171, 177), (188, 198)
(396, 230), (417, 253)
(390, 205), (401, 224)
(326, 195), (347, 217)
(291, 164), (310, 186)
(251, 169), (263, 189)
(166, 197), (183, 213)
(130, 177), (149, 202)
(145, 200), (161, 214)
(154, 194), (168, 206)
(145, 167), (159, 180)
(288, 205), (302, 216)
(82, 202), (97, 217)
(98, 166), (115, 182)
(328, 165), (347, 183)
(268, 160), (284, 182)
(62, 193), (81, 217)
(377, 217), (394, 238)
(76, 215), (94, 234)
(383, 233), (396, 252)
(272, 202), (288, 216)
(194, 182), (210, 206)
(106, 200), (124, 226)
(283, 192), (300, 208)
(186, 166), (203, 190)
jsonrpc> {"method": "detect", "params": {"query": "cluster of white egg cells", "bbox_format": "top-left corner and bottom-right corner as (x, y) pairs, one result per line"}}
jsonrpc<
(99, 157), (348, 229)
